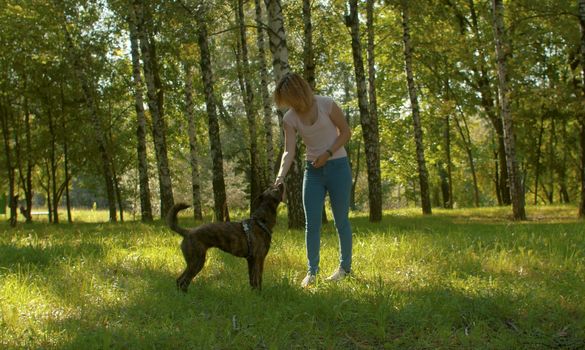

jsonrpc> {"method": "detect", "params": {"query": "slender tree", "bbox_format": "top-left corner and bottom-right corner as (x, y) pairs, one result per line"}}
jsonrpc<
(254, 0), (276, 183)
(400, 0), (432, 214)
(183, 61), (203, 220)
(578, 0), (585, 218)
(235, 0), (261, 211)
(61, 18), (118, 222)
(454, 107), (480, 207)
(128, 6), (153, 222)
(302, 0), (316, 89)
(492, 0), (526, 220)
(447, 0), (511, 205)
(0, 102), (17, 227)
(18, 88), (34, 222)
(134, 0), (174, 219)
(346, 0), (382, 222)
(196, 6), (229, 222)
(265, 0), (305, 229)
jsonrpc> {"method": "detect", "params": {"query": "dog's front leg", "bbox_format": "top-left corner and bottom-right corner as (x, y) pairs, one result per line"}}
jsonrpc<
(248, 257), (264, 290)
(256, 257), (266, 290)
(247, 258), (258, 289)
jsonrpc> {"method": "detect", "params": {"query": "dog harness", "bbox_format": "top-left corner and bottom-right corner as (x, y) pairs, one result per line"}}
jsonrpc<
(241, 218), (272, 259)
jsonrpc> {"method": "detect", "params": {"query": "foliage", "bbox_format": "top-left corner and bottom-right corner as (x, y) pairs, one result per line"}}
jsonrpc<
(1, 0), (584, 218)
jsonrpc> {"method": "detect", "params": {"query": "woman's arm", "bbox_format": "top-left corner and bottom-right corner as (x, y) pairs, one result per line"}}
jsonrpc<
(275, 121), (297, 184)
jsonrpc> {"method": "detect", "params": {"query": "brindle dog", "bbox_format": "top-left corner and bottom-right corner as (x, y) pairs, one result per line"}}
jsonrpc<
(167, 183), (284, 292)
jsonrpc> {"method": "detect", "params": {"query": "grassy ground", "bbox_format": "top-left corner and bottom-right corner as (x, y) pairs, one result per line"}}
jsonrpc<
(0, 206), (584, 349)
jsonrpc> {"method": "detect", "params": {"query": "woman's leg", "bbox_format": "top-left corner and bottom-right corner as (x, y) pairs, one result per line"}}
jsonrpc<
(324, 158), (353, 273)
(303, 163), (326, 275)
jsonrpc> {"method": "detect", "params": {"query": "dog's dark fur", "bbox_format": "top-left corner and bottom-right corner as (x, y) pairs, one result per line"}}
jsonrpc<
(167, 183), (284, 292)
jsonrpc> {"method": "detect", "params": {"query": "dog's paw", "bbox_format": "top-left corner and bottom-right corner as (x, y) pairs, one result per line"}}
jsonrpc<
(176, 278), (189, 293)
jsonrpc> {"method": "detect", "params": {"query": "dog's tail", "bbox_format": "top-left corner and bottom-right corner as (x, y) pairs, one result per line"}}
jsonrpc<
(166, 203), (191, 237)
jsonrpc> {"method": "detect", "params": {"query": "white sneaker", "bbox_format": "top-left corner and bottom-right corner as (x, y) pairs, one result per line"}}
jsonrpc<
(325, 267), (349, 282)
(301, 274), (316, 288)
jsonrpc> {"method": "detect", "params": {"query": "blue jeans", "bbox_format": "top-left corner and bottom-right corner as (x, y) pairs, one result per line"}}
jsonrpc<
(303, 157), (352, 275)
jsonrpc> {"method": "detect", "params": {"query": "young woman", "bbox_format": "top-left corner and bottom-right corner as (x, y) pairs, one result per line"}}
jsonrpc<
(273, 73), (353, 287)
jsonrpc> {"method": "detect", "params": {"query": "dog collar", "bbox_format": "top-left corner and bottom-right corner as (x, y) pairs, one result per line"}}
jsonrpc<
(254, 219), (272, 237)
(241, 218), (273, 260)
(242, 219), (254, 259)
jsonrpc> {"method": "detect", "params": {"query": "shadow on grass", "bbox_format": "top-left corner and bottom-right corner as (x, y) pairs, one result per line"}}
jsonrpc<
(2, 210), (584, 349)
(41, 258), (585, 350)
(0, 242), (105, 271)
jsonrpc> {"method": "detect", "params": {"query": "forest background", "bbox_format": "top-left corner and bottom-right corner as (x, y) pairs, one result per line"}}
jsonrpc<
(1, 0), (585, 227)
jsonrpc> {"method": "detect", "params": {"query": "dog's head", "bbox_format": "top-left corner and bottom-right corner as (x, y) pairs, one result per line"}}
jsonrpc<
(252, 183), (285, 213)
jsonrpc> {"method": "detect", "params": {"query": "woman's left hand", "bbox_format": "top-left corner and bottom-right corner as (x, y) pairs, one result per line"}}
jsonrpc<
(311, 153), (329, 168)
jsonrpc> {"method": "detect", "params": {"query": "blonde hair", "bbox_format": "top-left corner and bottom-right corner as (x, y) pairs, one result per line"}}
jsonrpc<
(274, 73), (314, 113)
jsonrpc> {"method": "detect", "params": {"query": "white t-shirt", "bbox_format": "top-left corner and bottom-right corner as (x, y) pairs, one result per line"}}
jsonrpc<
(283, 95), (347, 161)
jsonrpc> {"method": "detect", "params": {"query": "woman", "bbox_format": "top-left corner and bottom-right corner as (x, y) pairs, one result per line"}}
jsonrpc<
(273, 73), (353, 287)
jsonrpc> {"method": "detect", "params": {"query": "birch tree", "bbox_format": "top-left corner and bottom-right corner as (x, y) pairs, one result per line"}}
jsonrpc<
(492, 0), (526, 220)
(346, 0), (383, 222)
(235, 0), (261, 210)
(0, 102), (17, 226)
(578, 0), (585, 218)
(264, 0), (305, 229)
(196, 6), (229, 222)
(60, 13), (118, 222)
(128, 6), (153, 222)
(134, 0), (174, 219)
(400, 0), (432, 215)
(303, 0), (316, 89)
(183, 61), (203, 220)
(254, 0), (275, 183)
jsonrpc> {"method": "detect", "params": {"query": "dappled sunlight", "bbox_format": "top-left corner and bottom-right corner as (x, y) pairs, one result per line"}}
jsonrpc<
(1, 205), (584, 348)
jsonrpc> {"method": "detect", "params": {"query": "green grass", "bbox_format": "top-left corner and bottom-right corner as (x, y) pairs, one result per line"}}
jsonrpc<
(1, 206), (584, 349)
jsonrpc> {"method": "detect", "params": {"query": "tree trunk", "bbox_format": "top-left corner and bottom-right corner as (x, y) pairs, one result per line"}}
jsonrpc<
(303, 0), (316, 90)
(111, 160), (124, 222)
(579, 0), (585, 218)
(545, 115), (556, 203)
(59, 84), (72, 223)
(236, 0), (261, 212)
(445, 113), (454, 208)
(492, 0), (526, 220)
(63, 129), (72, 223)
(342, 69), (358, 211)
(18, 91), (33, 222)
(128, 6), (153, 222)
(0, 101), (17, 227)
(265, 0), (305, 229)
(300, 0), (326, 223)
(534, 113), (545, 205)
(346, 0), (383, 221)
(254, 0), (275, 185)
(558, 118), (571, 203)
(454, 109), (480, 207)
(400, 0), (432, 215)
(47, 107), (60, 224)
(366, 0), (383, 216)
(183, 62), (203, 220)
(466, 0), (511, 206)
(62, 23), (117, 222)
(134, 0), (174, 219)
(196, 15), (229, 222)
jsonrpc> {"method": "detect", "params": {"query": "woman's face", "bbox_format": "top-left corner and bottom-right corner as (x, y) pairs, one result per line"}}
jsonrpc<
(288, 97), (312, 114)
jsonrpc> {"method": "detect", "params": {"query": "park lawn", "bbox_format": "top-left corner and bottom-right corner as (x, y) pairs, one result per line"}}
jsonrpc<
(0, 206), (584, 349)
